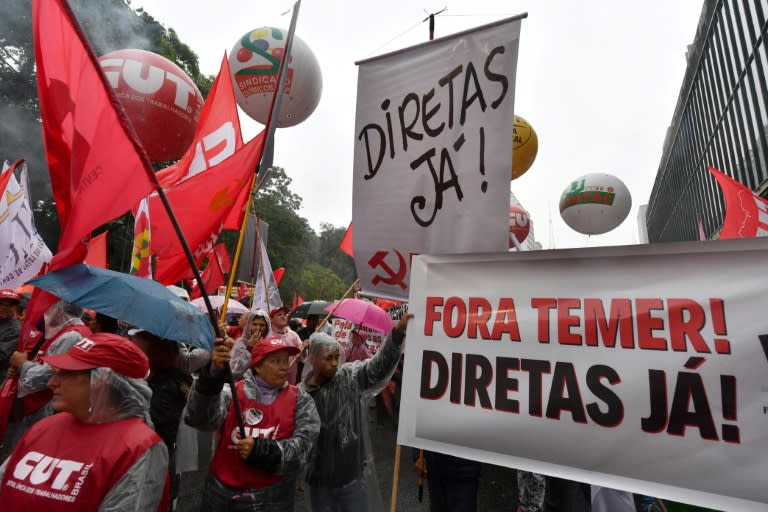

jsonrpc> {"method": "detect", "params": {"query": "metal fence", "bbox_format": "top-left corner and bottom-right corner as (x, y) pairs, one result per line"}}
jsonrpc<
(646, 0), (768, 242)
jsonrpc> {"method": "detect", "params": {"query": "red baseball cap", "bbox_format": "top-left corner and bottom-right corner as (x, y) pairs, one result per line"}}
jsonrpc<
(251, 336), (300, 366)
(269, 306), (290, 318)
(0, 289), (21, 302)
(41, 333), (149, 379)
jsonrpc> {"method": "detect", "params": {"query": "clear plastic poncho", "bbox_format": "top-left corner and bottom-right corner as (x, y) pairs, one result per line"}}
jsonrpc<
(87, 367), (153, 424)
(229, 310), (271, 380)
(43, 300), (84, 340)
(300, 330), (404, 512)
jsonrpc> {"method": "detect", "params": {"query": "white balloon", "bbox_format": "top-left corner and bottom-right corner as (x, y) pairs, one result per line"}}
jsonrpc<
(559, 173), (632, 235)
(229, 27), (322, 127)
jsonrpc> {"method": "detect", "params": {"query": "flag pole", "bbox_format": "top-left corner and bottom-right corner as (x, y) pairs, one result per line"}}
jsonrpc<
(221, 0), (302, 317)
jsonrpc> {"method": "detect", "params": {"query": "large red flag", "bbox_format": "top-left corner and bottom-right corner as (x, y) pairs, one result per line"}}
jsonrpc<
(339, 223), (354, 257)
(157, 53), (243, 188)
(34, 0), (155, 256)
(709, 166), (768, 239)
(149, 132), (265, 284)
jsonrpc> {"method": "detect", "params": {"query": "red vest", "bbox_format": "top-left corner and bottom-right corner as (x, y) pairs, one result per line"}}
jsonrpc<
(22, 324), (93, 416)
(0, 412), (168, 511)
(209, 382), (298, 488)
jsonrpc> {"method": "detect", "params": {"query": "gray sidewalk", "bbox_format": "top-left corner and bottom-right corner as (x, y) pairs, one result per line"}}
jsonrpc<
(176, 405), (519, 511)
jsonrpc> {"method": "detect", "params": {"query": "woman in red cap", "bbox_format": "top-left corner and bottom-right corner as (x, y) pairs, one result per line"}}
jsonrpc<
(0, 333), (169, 511)
(184, 335), (320, 511)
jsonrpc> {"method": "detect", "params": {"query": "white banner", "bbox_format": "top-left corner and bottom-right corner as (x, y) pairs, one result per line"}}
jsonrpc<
(250, 237), (281, 313)
(0, 162), (52, 289)
(399, 238), (768, 511)
(352, 16), (523, 300)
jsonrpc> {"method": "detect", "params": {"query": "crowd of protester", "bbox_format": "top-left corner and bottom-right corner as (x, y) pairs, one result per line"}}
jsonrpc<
(0, 287), (663, 511)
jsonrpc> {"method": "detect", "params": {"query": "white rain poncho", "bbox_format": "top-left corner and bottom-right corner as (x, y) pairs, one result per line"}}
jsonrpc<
(300, 327), (405, 512)
(229, 310), (271, 380)
(9, 302), (89, 447)
(0, 366), (168, 510)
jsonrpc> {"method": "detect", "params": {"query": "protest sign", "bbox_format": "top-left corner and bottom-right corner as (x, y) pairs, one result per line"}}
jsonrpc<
(399, 238), (768, 511)
(330, 317), (385, 351)
(353, 15), (524, 300)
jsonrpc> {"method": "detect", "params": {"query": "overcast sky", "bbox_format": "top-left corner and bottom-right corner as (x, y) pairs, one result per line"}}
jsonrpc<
(132, 0), (704, 249)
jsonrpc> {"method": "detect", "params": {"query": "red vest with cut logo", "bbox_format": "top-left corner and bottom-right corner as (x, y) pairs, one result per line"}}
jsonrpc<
(22, 324), (93, 416)
(209, 382), (298, 488)
(0, 412), (168, 511)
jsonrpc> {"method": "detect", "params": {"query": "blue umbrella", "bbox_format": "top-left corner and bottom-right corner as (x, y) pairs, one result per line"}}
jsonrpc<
(28, 264), (214, 350)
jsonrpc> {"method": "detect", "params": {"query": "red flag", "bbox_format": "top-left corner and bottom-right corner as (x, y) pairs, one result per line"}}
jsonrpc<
(149, 132), (265, 285)
(213, 243), (231, 273)
(273, 267), (285, 286)
(189, 279), (201, 300)
(157, 53), (243, 188)
(339, 223), (354, 257)
(297, 295), (305, 306)
(0, 160), (19, 196)
(238, 282), (249, 301)
(84, 231), (108, 268)
(201, 253), (226, 296)
(34, 0), (155, 256)
(291, 292), (298, 310)
(709, 166), (768, 239)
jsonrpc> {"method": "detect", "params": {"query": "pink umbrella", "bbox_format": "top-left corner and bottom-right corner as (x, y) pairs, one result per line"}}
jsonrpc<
(325, 298), (394, 335)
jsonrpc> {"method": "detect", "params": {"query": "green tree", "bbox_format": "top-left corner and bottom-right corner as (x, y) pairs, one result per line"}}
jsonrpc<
(250, 166), (316, 303)
(316, 223), (357, 282)
(297, 263), (348, 301)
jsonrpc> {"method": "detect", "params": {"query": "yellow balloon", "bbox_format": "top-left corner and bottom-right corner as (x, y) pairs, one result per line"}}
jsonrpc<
(511, 115), (538, 180)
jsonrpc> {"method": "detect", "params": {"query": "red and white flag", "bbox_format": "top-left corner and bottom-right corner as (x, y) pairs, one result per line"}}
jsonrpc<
(709, 166), (768, 239)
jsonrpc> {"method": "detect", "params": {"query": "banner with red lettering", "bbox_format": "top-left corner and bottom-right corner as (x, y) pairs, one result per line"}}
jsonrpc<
(400, 238), (768, 511)
(352, 16), (524, 300)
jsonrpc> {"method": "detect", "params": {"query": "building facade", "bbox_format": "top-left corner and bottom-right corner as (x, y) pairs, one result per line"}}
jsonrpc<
(646, 0), (768, 242)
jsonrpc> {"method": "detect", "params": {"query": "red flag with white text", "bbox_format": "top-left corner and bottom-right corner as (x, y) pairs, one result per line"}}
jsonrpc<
(150, 132), (265, 285)
(709, 166), (768, 239)
(34, 0), (155, 258)
(156, 54), (243, 188)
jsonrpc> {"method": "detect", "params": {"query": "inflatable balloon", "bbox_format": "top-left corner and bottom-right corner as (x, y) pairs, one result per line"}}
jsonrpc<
(509, 204), (531, 247)
(559, 173), (632, 235)
(511, 116), (538, 180)
(99, 49), (203, 162)
(229, 27), (322, 127)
